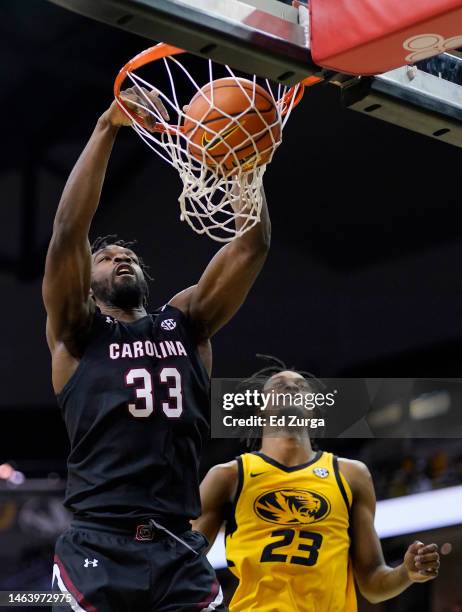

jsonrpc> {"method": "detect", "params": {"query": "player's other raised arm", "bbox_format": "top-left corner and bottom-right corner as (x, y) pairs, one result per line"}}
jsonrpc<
(171, 185), (270, 338)
(192, 461), (238, 551)
(345, 460), (440, 604)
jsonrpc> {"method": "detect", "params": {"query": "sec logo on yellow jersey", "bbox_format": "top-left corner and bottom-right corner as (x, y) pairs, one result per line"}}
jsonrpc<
(254, 488), (331, 526)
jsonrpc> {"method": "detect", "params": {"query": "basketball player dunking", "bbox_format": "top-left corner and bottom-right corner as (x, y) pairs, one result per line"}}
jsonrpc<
(194, 370), (441, 612)
(43, 89), (269, 611)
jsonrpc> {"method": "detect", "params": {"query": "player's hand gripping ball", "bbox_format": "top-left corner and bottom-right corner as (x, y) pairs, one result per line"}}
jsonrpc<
(183, 77), (281, 175)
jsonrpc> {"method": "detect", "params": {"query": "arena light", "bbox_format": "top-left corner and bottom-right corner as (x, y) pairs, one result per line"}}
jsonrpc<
(375, 484), (462, 539)
(207, 485), (462, 569)
(207, 530), (227, 570)
(0, 463), (25, 486)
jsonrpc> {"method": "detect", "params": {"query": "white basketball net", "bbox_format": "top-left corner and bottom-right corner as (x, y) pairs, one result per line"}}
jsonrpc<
(118, 56), (300, 242)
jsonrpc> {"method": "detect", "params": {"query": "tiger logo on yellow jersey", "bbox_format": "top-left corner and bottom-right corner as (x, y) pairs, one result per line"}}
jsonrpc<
(254, 488), (331, 525)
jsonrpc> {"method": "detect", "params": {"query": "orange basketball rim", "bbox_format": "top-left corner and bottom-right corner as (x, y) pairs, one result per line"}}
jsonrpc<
(114, 42), (312, 134)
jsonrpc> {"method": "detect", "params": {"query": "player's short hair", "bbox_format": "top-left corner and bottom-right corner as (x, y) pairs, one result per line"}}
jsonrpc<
(239, 354), (326, 449)
(91, 235), (151, 277)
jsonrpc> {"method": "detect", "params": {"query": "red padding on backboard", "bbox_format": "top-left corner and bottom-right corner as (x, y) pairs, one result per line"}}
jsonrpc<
(310, 0), (462, 75)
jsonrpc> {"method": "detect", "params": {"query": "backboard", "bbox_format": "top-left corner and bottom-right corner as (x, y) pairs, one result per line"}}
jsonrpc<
(48, 0), (462, 149)
(48, 0), (319, 85)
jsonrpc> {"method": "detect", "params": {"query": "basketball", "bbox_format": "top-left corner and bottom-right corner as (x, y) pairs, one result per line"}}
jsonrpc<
(183, 77), (281, 174)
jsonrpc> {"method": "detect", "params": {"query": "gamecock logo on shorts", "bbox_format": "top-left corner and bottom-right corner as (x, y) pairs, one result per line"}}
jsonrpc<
(403, 33), (462, 63)
(254, 488), (331, 526)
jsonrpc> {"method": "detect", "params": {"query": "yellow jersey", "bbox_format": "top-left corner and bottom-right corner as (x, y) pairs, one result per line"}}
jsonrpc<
(225, 451), (357, 612)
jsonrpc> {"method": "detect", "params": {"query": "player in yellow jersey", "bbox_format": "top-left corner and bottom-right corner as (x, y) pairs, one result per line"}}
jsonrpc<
(193, 369), (441, 611)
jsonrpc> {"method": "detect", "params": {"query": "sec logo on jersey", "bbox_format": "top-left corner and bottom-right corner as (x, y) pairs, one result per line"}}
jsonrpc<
(161, 318), (176, 331)
(254, 488), (331, 526)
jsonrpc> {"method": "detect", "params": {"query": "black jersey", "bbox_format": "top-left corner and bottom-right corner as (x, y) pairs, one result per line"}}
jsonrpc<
(56, 305), (210, 523)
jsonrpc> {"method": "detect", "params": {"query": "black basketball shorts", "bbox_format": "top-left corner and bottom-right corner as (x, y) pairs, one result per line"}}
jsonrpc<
(52, 519), (226, 612)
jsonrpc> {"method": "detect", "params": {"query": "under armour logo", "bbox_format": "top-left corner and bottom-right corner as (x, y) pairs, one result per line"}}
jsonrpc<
(313, 467), (329, 478)
(161, 318), (176, 331)
(84, 558), (98, 568)
(403, 33), (462, 63)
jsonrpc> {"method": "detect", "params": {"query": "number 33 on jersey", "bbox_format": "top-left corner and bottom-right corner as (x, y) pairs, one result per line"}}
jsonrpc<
(57, 304), (210, 521)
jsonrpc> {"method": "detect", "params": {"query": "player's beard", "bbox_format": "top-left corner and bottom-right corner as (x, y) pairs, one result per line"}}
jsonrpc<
(91, 274), (149, 309)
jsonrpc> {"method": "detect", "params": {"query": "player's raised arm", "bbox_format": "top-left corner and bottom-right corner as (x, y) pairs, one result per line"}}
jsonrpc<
(192, 461), (238, 550)
(43, 88), (167, 356)
(344, 460), (440, 604)
(43, 111), (117, 353)
(171, 185), (270, 338)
